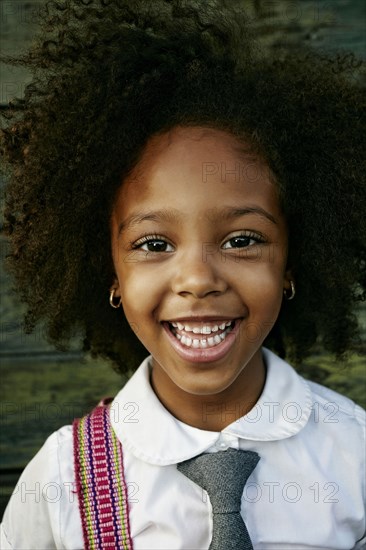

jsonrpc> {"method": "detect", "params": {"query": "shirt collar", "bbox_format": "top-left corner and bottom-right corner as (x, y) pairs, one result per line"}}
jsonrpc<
(110, 347), (313, 465)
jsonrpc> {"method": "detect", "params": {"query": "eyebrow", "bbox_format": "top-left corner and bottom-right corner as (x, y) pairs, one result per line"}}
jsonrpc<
(118, 205), (277, 235)
(118, 209), (182, 234)
(218, 206), (278, 226)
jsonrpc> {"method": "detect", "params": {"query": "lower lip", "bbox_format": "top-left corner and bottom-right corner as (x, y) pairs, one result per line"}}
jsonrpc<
(162, 319), (242, 364)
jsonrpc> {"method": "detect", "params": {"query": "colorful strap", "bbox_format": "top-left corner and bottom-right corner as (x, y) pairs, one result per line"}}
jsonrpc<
(73, 399), (133, 549)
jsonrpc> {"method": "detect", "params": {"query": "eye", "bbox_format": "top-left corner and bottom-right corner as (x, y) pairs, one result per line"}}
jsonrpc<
(222, 232), (264, 249)
(132, 235), (174, 253)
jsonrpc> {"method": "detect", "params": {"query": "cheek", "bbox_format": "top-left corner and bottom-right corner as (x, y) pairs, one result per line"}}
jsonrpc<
(241, 265), (284, 312)
(118, 267), (165, 320)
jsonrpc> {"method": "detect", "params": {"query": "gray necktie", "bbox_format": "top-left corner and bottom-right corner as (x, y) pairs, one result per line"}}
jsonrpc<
(177, 448), (259, 550)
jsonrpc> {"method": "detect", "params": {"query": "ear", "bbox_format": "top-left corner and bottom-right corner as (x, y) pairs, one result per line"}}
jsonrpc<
(283, 268), (294, 292)
(110, 276), (121, 298)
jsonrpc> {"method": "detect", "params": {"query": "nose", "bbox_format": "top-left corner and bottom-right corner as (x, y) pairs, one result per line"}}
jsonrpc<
(171, 246), (227, 298)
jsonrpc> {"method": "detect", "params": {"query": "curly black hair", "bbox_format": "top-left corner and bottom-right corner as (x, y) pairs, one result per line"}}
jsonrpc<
(1, 0), (365, 374)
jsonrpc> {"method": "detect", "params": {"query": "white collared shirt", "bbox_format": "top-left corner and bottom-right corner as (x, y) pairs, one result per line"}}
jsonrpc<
(1, 347), (365, 549)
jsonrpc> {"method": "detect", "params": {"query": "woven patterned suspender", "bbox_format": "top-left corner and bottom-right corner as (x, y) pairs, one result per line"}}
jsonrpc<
(73, 399), (133, 549)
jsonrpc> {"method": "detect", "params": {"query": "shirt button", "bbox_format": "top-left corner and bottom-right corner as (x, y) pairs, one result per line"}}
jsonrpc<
(216, 440), (228, 451)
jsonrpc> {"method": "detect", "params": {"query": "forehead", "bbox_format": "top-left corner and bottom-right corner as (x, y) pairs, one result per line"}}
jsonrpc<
(115, 125), (281, 220)
(129, 126), (269, 184)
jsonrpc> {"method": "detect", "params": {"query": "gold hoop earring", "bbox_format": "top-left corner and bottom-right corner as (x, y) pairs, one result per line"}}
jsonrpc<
(109, 288), (122, 309)
(284, 280), (295, 301)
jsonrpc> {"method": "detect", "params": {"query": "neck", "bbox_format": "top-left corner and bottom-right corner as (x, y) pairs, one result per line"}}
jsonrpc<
(150, 351), (266, 432)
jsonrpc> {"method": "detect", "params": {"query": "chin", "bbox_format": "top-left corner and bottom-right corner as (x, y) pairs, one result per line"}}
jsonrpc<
(178, 376), (236, 397)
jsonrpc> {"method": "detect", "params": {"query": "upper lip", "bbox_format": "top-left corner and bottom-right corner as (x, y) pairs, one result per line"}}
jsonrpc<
(163, 316), (242, 323)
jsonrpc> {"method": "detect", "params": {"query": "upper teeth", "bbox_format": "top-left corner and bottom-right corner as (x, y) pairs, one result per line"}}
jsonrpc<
(171, 321), (232, 334)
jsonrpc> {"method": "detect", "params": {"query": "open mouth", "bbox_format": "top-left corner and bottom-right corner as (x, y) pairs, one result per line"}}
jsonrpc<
(166, 319), (237, 349)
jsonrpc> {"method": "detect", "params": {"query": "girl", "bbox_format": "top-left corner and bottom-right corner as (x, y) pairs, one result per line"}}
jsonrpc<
(1, 1), (365, 548)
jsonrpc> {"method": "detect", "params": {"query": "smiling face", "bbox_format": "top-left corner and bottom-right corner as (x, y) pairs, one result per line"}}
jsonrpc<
(110, 126), (292, 421)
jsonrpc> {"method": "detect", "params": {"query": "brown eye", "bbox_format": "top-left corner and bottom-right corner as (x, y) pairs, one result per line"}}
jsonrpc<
(133, 236), (174, 253)
(222, 233), (263, 249)
(143, 240), (170, 252)
(228, 236), (253, 248)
